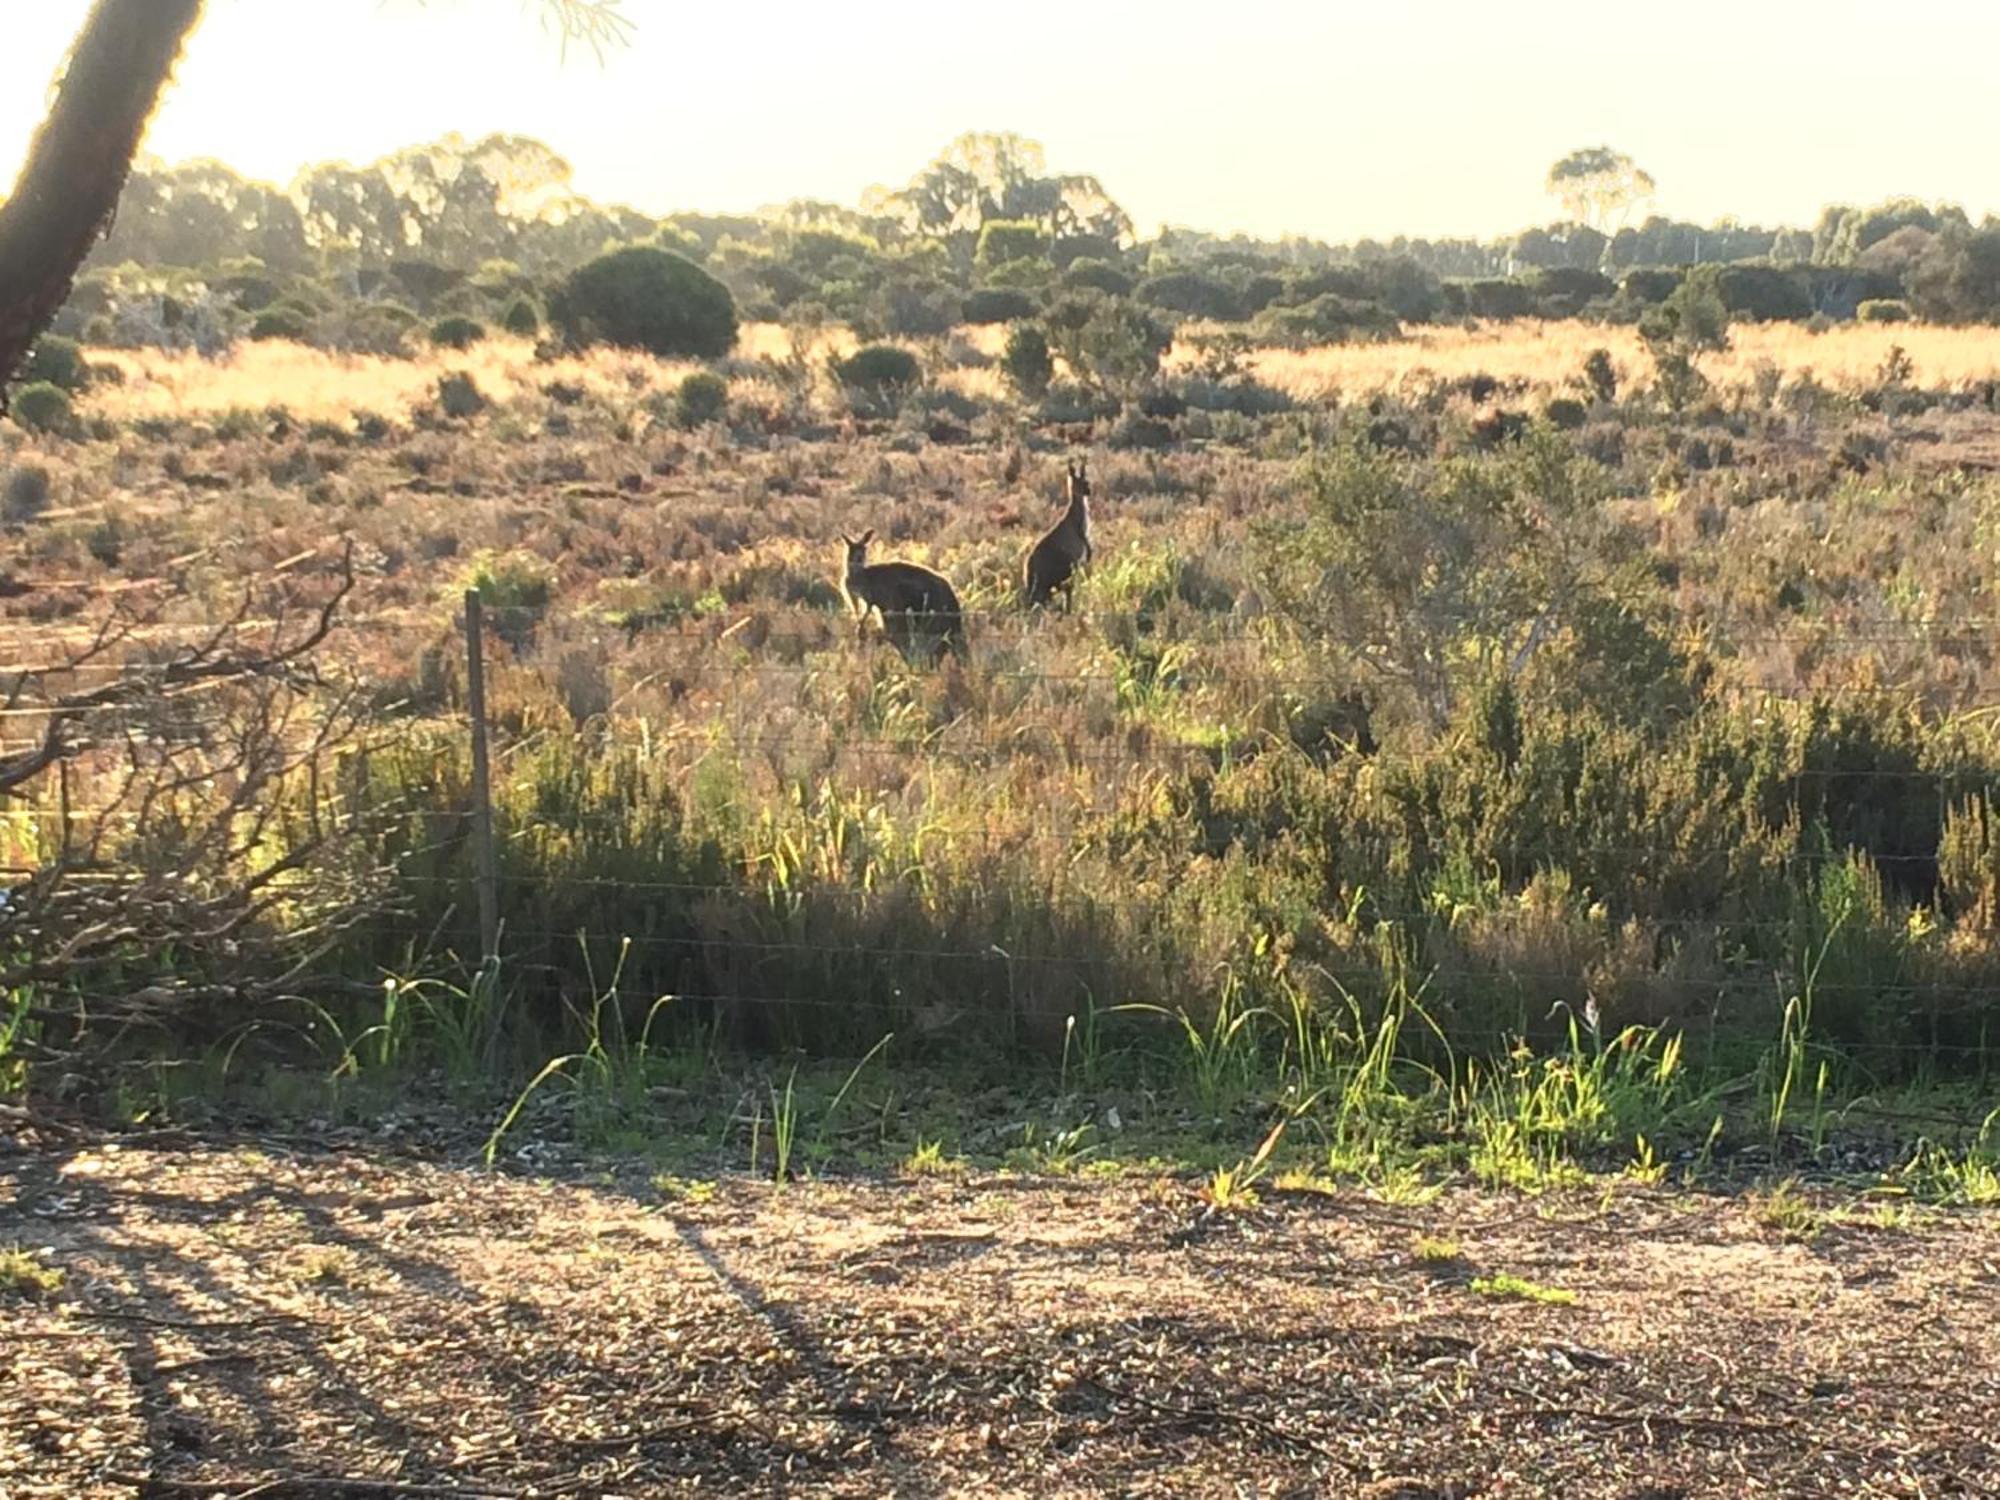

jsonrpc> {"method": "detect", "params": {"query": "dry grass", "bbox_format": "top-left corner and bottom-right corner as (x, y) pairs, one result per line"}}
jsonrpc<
(15, 314), (2000, 1062)
(86, 336), (702, 422)
(82, 321), (1002, 422)
(1239, 318), (2000, 400)
(86, 318), (2000, 426)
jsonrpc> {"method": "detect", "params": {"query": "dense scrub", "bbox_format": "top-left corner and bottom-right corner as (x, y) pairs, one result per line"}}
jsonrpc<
(7, 317), (2000, 1100)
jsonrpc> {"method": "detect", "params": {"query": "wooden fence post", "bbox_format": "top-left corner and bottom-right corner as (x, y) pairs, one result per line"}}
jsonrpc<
(464, 590), (500, 966)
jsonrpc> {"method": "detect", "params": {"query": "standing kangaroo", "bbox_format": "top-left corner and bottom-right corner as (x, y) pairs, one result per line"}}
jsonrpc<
(1024, 458), (1092, 610)
(840, 531), (965, 661)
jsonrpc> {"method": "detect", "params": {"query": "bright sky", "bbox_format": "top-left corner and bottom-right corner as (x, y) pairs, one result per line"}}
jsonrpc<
(4, 0), (1997, 243)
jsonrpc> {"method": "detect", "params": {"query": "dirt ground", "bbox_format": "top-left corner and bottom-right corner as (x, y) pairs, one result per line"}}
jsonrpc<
(3, 1127), (1997, 1499)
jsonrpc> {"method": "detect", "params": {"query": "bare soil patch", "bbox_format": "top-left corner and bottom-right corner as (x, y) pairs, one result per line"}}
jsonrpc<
(3, 1133), (1997, 1498)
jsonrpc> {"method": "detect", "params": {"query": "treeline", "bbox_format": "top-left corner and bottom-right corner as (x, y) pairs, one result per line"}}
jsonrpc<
(45, 129), (2000, 360)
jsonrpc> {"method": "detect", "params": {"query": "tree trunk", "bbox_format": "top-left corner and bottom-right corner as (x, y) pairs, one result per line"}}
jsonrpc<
(0, 0), (205, 409)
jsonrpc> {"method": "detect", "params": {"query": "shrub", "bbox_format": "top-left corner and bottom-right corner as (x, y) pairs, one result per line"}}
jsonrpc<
(1581, 348), (1618, 405)
(1136, 271), (1242, 321)
(1529, 267), (1616, 316)
(463, 549), (554, 645)
(1641, 269), (1731, 411)
(551, 247), (737, 359)
(1037, 379), (1110, 424)
(874, 279), (958, 337)
(1859, 299), (1912, 324)
(2, 464), (53, 522)
(963, 288), (1038, 325)
(500, 296), (542, 337)
(250, 307), (311, 341)
(430, 315), (487, 350)
(1620, 268), (1684, 305)
(321, 302), (417, 356)
(22, 336), (90, 392)
(1050, 233), (1123, 268)
(834, 344), (921, 401)
(1711, 264), (1813, 322)
(1002, 325), (1055, 399)
(673, 370), (729, 428)
(1109, 407), (1175, 449)
(1063, 259), (1136, 296)
(979, 258), (1053, 293)
(218, 273), (279, 311)
(1251, 294), (1399, 347)
(975, 220), (1049, 269)
(1544, 397), (1588, 430)
(1359, 257), (1446, 323)
(1464, 280), (1535, 319)
(1070, 300), (1172, 391)
(437, 371), (486, 419)
(9, 383), (75, 435)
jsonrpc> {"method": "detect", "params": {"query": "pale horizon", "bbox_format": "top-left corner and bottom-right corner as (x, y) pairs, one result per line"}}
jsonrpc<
(4, 0), (1998, 245)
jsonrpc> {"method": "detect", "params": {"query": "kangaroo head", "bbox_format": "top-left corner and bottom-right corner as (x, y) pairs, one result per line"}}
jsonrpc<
(1065, 457), (1091, 509)
(841, 529), (875, 578)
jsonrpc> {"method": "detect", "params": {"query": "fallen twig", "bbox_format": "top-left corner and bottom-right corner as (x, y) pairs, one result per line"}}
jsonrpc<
(1500, 1397), (1796, 1434)
(110, 1474), (520, 1499)
(79, 1308), (306, 1332)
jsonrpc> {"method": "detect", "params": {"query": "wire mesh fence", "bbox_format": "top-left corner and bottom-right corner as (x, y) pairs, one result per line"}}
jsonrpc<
(6, 577), (2000, 1073)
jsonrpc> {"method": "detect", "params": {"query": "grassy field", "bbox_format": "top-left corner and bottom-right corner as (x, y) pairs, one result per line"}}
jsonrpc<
(1240, 317), (2000, 400)
(11, 319), (2000, 1092)
(6, 313), (2000, 1496)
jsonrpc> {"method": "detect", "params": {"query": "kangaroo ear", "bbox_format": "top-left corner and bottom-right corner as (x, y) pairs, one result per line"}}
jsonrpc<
(860, 528), (875, 546)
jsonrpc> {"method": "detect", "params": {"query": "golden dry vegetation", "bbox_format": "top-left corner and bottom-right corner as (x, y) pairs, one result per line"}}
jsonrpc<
(1238, 317), (2000, 400)
(8, 317), (2000, 1072)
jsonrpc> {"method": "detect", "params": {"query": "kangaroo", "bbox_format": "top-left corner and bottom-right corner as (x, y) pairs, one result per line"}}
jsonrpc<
(840, 531), (965, 661)
(1023, 457), (1092, 610)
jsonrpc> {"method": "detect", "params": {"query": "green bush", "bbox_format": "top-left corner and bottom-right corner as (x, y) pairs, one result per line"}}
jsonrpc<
(1528, 267), (1616, 316)
(1640, 269), (1731, 410)
(975, 220), (1049, 269)
(1464, 280), (1535, 319)
(1544, 396), (1588, 430)
(874, 279), (958, 337)
(963, 288), (1037, 325)
(250, 307), (311, 341)
(2, 464), (53, 521)
(1065, 299), (1172, 391)
(1251, 294), (1399, 347)
(673, 370), (729, 428)
(1063, 258), (1135, 297)
(463, 549), (554, 646)
(834, 344), (922, 401)
(9, 383), (75, 435)
(430, 315), (487, 350)
(1136, 271), (1242, 321)
(437, 371), (486, 419)
(980, 258), (1054, 293)
(1858, 299), (1912, 324)
(501, 296), (542, 337)
(1581, 348), (1618, 404)
(1620, 268), (1684, 306)
(22, 336), (90, 392)
(1002, 325), (1055, 398)
(551, 247), (738, 359)
(219, 273), (279, 312)
(1711, 264), (1813, 322)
